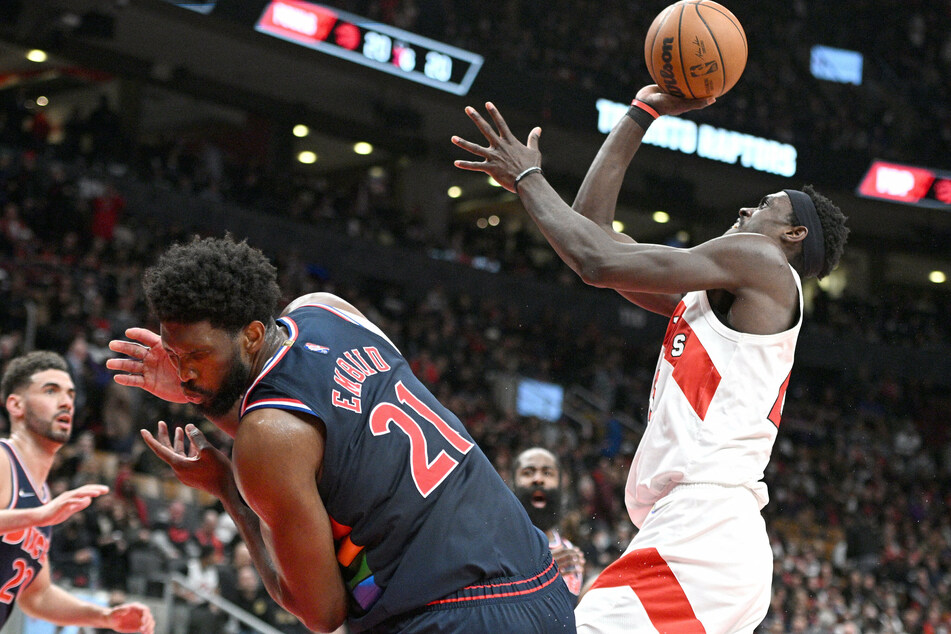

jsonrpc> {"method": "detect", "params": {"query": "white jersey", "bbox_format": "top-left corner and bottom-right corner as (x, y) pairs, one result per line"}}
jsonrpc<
(625, 266), (802, 527)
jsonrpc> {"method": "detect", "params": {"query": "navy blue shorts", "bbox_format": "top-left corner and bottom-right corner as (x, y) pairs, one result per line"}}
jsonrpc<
(372, 554), (577, 633)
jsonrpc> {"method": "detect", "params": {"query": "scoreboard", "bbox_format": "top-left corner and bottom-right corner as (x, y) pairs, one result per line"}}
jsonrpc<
(857, 160), (951, 210)
(255, 0), (484, 95)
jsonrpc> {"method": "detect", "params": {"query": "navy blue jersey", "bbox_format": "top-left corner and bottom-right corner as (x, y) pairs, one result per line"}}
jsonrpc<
(240, 304), (550, 632)
(0, 440), (52, 628)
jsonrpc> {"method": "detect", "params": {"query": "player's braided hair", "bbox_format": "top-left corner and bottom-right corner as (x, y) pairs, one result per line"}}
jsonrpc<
(800, 185), (849, 279)
(143, 234), (281, 332)
(1, 351), (69, 401)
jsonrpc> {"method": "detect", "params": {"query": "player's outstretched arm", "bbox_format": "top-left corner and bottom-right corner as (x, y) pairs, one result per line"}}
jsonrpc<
(17, 565), (155, 633)
(0, 484), (109, 533)
(232, 409), (348, 633)
(573, 85), (713, 315)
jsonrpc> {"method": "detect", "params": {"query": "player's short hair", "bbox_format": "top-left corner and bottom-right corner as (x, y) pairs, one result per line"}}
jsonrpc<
(1, 351), (69, 401)
(800, 185), (849, 279)
(143, 234), (281, 332)
(512, 447), (562, 482)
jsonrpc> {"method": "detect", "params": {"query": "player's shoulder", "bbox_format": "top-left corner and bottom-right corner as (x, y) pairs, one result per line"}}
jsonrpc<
(282, 293), (365, 321)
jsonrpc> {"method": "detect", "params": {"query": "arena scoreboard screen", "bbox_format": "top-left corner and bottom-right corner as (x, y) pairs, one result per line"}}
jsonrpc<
(857, 160), (951, 210)
(255, 0), (484, 95)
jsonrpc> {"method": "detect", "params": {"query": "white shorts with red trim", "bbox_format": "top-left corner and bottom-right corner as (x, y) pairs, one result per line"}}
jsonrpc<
(575, 484), (772, 634)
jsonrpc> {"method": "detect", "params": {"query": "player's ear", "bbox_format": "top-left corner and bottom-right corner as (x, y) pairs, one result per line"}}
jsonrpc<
(242, 321), (268, 355)
(783, 224), (807, 245)
(5, 394), (23, 418)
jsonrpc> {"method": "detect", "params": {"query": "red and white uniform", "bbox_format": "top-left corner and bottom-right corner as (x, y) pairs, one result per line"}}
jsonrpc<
(576, 268), (801, 634)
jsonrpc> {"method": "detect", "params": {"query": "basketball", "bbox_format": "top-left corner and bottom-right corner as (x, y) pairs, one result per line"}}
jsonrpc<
(645, 0), (747, 99)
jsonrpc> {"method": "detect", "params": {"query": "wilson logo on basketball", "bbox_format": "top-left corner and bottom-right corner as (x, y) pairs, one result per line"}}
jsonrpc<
(660, 38), (686, 97)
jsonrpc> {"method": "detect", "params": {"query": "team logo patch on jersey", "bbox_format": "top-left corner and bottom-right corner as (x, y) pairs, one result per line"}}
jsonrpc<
(305, 342), (330, 354)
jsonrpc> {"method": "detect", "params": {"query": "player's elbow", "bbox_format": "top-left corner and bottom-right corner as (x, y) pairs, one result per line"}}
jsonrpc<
(299, 605), (347, 633)
(289, 590), (347, 633)
(576, 255), (614, 288)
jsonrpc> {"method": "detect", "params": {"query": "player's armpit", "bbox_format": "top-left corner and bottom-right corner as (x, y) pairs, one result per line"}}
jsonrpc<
(232, 409), (347, 632)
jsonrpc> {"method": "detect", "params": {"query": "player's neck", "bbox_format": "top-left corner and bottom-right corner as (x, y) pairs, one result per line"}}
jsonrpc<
(7, 430), (58, 486)
(248, 322), (291, 380)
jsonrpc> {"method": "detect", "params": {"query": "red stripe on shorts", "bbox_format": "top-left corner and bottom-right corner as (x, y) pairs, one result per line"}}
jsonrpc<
(590, 547), (706, 633)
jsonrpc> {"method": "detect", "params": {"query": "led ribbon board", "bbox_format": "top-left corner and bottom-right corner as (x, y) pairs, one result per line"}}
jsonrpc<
(256, 0), (484, 95)
(857, 160), (951, 209)
(596, 98), (798, 177)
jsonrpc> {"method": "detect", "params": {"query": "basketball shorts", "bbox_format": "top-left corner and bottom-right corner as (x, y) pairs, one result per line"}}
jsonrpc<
(575, 483), (772, 634)
(372, 551), (577, 633)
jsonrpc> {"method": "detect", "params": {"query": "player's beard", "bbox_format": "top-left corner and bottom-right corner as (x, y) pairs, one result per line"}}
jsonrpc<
(191, 349), (251, 419)
(514, 485), (562, 532)
(24, 405), (71, 445)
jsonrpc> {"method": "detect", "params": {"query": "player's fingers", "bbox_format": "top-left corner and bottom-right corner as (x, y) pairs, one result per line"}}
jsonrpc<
(108, 339), (148, 359)
(464, 106), (499, 142)
(111, 373), (145, 388)
(156, 420), (172, 447)
(106, 357), (142, 372)
(124, 327), (162, 347)
(453, 159), (490, 172)
(485, 102), (514, 140)
(140, 429), (177, 466)
(72, 484), (110, 497)
(450, 136), (489, 157)
(174, 426), (185, 454)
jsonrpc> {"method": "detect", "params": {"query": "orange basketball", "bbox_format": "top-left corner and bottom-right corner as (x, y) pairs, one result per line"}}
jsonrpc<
(645, 0), (747, 99)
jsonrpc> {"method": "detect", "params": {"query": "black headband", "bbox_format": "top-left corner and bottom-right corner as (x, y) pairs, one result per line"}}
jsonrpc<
(784, 189), (825, 278)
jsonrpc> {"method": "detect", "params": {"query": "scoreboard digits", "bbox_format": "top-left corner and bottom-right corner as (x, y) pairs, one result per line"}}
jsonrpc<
(256, 0), (483, 95)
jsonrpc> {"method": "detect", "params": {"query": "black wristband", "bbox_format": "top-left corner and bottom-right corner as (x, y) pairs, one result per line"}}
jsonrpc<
(625, 104), (656, 130)
(514, 166), (544, 194)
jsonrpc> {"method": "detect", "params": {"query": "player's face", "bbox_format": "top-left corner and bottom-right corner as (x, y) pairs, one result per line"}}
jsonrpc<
(161, 321), (251, 418)
(726, 191), (795, 237)
(12, 369), (75, 445)
(514, 449), (562, 531)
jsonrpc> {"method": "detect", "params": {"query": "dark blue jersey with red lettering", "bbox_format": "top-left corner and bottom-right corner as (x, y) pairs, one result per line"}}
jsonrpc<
(240, 304), (550, 632)
(0, 440), (52, 628)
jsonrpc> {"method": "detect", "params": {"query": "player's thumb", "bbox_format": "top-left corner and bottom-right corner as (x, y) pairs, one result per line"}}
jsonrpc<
(185, 423), (207, 448)
(527, 126), (542, 150)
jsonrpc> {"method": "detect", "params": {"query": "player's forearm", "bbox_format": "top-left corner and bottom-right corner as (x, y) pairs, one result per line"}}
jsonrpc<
(216, 479), (284, 601)
(19, 582), (111, 627)
(572, 111), (647, 229)
(0, 507), (50, 533)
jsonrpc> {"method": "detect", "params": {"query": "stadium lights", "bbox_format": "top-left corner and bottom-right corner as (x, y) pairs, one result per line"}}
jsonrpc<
(612, 220), (625, 233)
(930, 271), (947, 284)
(653, 211), (670, 224)
(353, 142), (373, 155)
(447, 186), (462, 198)
(26, 49), (48, 63)
(292, 124), (310, 137)
(297, 151), (317, 164)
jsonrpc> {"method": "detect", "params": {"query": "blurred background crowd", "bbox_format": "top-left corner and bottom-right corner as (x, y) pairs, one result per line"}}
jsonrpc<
(0, 0), (950, 632)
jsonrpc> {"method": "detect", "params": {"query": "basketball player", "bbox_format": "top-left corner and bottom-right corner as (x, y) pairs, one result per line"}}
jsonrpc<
(107, 236), (575, 633)
(0, 351), (155, 633)
(512, 447), (586, 597)
(452, 85), (849, 633)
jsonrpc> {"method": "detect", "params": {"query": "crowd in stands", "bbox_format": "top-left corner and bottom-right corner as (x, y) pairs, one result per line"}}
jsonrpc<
(1, 38), (950, 634)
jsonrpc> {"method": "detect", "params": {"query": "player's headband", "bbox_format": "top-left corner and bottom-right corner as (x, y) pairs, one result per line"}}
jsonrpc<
(784, 189), (825, 278)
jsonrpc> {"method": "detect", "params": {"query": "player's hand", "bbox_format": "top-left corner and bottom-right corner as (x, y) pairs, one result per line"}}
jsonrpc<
(107, 328), (188, 404)
(141, 421), (233, 498)
(104, 601), (155, 634)
(634, 84), (716, 117)
(452, 102), (542, 193)
(35, 484), (109, 526)
(551, 543), (586, 578)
